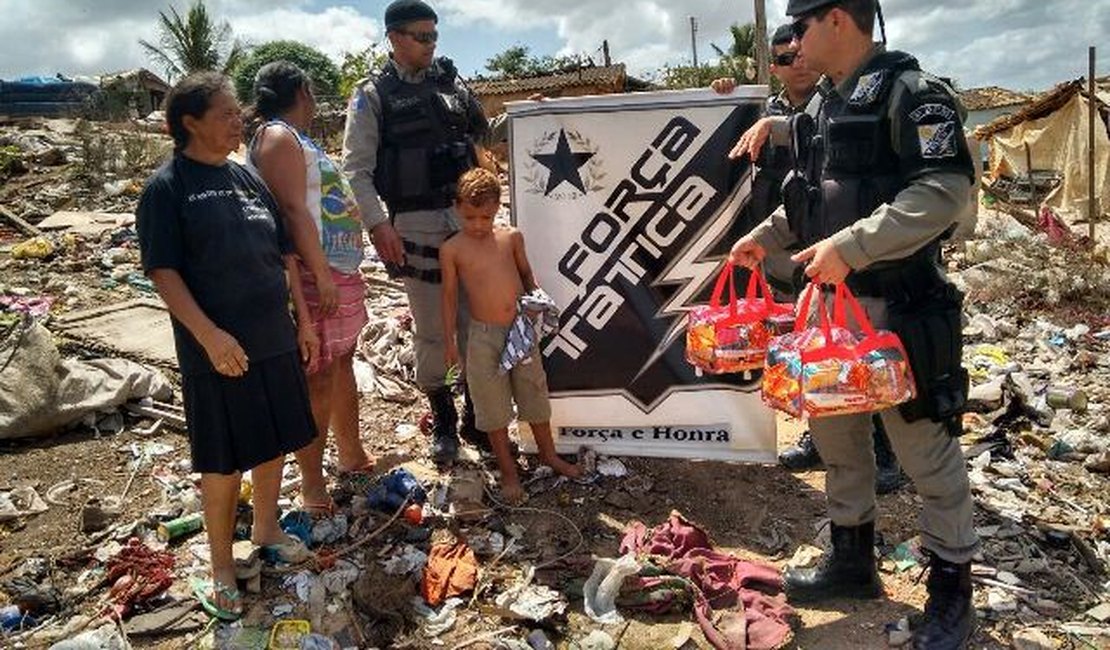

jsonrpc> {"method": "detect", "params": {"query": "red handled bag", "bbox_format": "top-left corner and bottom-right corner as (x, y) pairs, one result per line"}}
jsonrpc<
(685, 263), (793, 375)
(761, 283), (916, 418)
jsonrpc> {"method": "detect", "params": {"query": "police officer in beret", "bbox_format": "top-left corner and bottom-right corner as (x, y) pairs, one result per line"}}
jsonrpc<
(343, 0), (490, 463)
(713, 24), (907, 494)
(729, 1), (978, 647)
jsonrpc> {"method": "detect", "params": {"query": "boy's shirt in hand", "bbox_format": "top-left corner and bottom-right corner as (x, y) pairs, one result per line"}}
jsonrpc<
(499, 288), (559, 374)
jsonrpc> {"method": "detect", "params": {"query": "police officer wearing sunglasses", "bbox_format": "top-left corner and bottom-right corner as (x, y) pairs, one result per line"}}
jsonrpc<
(343, 0), (491, 463)
(729, 1), (978, 648)
(714, 26), (907, 493)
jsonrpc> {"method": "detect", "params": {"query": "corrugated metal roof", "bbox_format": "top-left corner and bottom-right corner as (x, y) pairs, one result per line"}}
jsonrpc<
(469, 64), (626, 96)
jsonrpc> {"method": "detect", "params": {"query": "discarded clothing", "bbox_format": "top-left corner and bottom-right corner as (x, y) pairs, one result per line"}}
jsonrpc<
(421, 542), (479, 606)
(498, 289), (559, 374)
(368, 468), (427, 510)
(619, 511), (794, 650)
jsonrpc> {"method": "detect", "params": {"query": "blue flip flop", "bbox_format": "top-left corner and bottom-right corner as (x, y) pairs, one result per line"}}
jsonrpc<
(190, 576), (242, 621)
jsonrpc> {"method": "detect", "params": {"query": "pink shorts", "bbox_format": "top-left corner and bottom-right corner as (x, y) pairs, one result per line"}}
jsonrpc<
(299, 265), (368, 375)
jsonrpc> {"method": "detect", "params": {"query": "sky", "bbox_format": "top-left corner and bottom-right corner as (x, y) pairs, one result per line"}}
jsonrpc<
(0, 0), (1107, 94)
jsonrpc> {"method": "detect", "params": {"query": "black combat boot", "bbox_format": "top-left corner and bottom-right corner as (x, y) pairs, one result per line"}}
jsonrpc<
(873, 419), (908, 495)
(785, 521), (883, 602)
(913, 553), (975, 650)
(458, 385), (492, 452)
(427, 387), (459, 463)
(778, 430), (823, 470)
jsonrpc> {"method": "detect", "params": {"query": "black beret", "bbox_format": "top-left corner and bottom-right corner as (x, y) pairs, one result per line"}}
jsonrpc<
(771, 24), (794, 46)
(786, 0), (838, 17)
(385, 0), (438, 30)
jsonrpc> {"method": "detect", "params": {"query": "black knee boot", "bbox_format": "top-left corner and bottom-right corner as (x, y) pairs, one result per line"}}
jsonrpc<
(913, 553), (975, 649)
(458, 385), (491, 452)
(873, 418), (907, 495)
(427, 387), (459, 463)
(784, 521), (883, 602)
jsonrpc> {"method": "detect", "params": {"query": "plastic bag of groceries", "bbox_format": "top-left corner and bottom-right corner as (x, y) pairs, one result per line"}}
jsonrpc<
(762, 283), (916, 418)
(685, 263), (794, 375)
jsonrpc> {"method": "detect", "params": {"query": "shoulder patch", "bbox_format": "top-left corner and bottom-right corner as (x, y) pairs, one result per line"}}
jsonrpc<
(909, 103), (956, 123)
(917, 121), (957, 159)
(849, 70), (887, 106)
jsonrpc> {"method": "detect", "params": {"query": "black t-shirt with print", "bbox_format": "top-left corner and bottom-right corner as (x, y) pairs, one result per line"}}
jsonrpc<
(137, 154), (296, 376)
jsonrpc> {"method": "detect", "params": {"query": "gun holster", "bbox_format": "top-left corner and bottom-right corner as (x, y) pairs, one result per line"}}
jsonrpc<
(885, 284), (968, 436)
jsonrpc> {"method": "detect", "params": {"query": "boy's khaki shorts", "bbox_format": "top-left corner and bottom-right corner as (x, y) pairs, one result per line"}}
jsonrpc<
(466, 321), (551, 432)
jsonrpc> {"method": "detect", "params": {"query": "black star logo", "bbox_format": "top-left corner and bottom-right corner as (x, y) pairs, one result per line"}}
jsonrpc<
(530, 129), (594, 195)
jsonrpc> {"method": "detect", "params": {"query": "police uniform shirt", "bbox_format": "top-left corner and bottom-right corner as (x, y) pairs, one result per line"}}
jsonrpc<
(341, 57), (489, 230)
(749, 46), (976, 270)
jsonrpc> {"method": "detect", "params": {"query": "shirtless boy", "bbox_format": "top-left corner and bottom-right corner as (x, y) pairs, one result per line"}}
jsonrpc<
(440, 168), (581, 503)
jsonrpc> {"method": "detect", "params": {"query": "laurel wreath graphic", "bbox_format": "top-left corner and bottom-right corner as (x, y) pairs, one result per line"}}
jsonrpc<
(521, 129), (606, 196)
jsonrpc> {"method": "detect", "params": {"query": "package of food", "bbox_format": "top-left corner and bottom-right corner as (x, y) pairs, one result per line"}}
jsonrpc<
(686, 263), (794, 374)
(761, 283), (915, 418)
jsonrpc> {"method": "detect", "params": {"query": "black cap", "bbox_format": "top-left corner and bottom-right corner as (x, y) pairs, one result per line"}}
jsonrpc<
(786, 0), (838, 17)
(771, 24), (794, 46)
(384, 0), (438, 31)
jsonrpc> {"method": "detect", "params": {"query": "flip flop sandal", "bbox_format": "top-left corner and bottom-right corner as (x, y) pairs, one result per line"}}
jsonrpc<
(336, 461), (377, 496)
(294, 495), (338, 519)
(190, 577), (241, 622)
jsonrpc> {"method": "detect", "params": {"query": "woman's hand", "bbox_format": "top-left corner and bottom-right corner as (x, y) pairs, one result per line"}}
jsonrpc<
(298, 322), (320, 371)
(314, 271), (339, 317)
(200, 327), (249, 377)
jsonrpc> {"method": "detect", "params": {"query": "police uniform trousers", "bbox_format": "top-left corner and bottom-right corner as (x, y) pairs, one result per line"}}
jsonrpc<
(394, 208), (469, 392)
(808, 293), (979, 564)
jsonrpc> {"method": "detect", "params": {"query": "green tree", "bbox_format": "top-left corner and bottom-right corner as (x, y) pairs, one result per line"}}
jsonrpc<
(139, 0), (245, 81)
(231, 40), (342, 103)
(484, 44), (582, 79)
(337, 46), (389, 99)
(711, 22), (757, 60)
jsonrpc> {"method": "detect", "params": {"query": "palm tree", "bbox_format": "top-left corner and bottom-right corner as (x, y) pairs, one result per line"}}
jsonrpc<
(711, 23), (757, 60)
(139, 1), (246, 81)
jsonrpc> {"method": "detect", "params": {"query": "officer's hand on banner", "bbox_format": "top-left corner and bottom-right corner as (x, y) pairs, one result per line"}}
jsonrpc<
(710, 78), (737, 95)
(729, 236), (765, 269)
(370, 222), (406, 266)
(729, 117), (773, 160)
(792, 239), (850, 285)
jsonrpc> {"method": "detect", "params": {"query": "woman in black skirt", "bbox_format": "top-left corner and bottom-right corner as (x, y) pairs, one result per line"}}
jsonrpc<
(136, 72), (318, 620)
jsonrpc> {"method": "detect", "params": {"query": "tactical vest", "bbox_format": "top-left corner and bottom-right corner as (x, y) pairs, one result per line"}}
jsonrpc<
(807, 51), (921, 248)
(372, 57), (478, 213)
(752, 91), (816, 226)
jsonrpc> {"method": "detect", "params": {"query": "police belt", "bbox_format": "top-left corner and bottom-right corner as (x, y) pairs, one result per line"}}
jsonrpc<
(844, 243), (947, 304)
(385, 238), (447, 284)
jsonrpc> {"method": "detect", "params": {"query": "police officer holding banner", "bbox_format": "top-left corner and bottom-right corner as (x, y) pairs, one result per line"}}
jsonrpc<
(730, 1), (978, 647)
(343, 0), (490, 463)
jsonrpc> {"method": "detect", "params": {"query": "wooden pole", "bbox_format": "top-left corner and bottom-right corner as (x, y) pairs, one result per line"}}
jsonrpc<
(690, 16), (699, 67)
(602, 40), (611, 67)
(1089, 46), (1098, 240)
(754, 0), (770, 85)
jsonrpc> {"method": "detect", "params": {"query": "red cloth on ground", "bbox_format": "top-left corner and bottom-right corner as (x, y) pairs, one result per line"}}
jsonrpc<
(620, 511), (794, 650)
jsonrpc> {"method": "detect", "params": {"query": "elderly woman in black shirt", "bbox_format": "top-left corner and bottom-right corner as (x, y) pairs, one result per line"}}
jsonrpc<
(136, 72), (318, 621)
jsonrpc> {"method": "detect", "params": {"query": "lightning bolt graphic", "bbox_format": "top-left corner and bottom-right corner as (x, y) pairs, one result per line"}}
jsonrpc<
(630, 168), (754, 382)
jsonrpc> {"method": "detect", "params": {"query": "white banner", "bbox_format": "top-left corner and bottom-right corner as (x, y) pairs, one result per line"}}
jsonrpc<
(507, 87), (778, 462)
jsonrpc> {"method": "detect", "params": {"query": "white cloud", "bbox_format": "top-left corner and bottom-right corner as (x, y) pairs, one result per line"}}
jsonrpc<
(231, 6), (380, 61)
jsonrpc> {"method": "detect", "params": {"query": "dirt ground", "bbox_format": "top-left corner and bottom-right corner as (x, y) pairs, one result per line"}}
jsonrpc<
(1, 397), (1020, 649)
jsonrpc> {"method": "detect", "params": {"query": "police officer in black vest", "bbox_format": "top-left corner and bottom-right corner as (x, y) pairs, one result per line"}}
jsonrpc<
(343, 0), (490, 463)
(713, 24), (907, 494)
(729, 1), (978, 647)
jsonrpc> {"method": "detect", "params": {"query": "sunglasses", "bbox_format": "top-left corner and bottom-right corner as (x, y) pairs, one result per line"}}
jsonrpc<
(773, 51), (798, 66)
(399, 29), (438, 44)
(790, 6), (833, 41)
